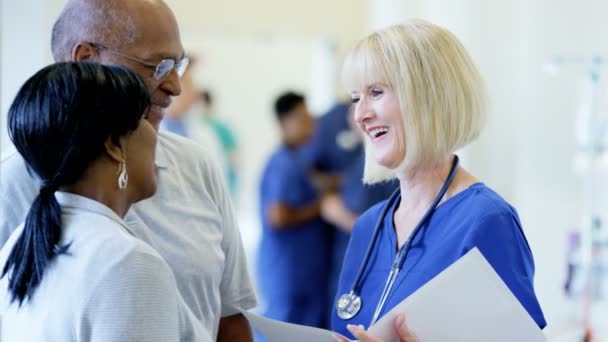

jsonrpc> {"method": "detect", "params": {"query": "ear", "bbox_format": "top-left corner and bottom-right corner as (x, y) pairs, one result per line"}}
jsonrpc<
(72, 42), (100, 62)
(104, 136), (126, 163)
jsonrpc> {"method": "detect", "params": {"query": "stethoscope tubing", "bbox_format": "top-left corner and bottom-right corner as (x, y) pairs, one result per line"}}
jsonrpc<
(339, 155), (460, 322)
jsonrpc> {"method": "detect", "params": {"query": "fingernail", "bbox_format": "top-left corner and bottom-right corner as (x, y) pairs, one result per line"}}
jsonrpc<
(346, 324), (359, 332)
(395, 313), (405, 326)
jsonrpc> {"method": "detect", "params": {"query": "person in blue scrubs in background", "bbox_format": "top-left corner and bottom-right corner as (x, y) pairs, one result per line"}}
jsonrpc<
(332, 20), (546, 341)
(257, 91), (331, 330)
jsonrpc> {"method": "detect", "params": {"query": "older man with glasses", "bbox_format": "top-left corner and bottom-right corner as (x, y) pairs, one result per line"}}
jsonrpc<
(0, 0), (257, 341)
(89, 43), (190, 80)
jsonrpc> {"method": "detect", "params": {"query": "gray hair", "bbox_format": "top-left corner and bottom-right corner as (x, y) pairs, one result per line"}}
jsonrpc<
(51, 0), (137, 62)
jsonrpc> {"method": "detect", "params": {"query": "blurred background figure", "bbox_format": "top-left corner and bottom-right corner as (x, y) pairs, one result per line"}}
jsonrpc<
(163, 57), (226, 170)
(256, 91), (331, 333)
(201, 90), (240, 196)
(302, 101), (398, 321)
(302, 102), (361, 172)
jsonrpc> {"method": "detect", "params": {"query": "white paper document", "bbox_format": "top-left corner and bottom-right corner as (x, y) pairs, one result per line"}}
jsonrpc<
(246, 248), (546, 342)
(367, 248), (546, 341)
(243, 311), (337, 342)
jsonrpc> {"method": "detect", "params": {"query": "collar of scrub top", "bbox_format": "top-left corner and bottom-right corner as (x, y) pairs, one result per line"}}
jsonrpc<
(336, 154), (460, 324)
(370, 154), (460, 324)
(54, 191), (137, 237)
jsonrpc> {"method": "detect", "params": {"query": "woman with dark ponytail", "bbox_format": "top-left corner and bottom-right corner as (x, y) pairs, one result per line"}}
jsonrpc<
(0, 62), (210, 341)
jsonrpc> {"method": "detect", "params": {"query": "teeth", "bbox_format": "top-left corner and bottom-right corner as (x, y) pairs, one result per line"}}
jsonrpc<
(369, 127), (388, 138)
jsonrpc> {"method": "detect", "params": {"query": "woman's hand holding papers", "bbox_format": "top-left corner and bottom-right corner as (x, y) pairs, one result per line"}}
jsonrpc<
(332, 314), (419, 342)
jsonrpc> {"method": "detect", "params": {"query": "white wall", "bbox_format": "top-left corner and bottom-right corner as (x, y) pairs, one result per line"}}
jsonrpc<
(1, 0), (366, 151)
(0, 0), (64, 156)
(167, 0), (367, 55)
(516, 2), (608, 337)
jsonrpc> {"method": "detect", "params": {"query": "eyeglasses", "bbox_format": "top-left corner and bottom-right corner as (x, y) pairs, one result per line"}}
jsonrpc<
(91, 43), (189, 80)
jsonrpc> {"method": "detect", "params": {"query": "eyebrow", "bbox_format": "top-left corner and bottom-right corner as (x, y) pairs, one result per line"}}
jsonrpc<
(351, 84), (381, 93)
(349, 83), (387, 95)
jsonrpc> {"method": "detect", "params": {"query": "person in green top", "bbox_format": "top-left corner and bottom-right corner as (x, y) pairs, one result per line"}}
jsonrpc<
(201, 90), (239, 196)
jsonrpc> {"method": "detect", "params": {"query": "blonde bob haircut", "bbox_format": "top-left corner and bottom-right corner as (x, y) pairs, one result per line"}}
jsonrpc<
(343, 19), (487, 184)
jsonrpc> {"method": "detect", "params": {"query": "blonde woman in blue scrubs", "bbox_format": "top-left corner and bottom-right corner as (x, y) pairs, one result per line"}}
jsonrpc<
(332, 20), (545, 341)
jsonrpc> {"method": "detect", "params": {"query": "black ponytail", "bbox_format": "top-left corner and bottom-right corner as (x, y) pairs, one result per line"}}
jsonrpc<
(2, 186), (63, 304)
(2, 62), (150, 305)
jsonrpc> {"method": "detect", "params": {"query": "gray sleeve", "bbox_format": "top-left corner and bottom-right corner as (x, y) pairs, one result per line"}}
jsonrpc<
(175, 288), (213, 342)
(0, 152), (39, 247)
(78, 247), (182, 342)
(204, 156), (258, 317)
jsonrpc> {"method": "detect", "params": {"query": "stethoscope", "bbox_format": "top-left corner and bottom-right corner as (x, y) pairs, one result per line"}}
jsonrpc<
(336, 155), (460, 325)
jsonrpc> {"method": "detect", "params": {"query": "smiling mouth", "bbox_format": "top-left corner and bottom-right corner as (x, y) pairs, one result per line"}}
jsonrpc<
(369, 127), (389, 139)
(151, 104), (166, 111)
(148, 104), (167, 118)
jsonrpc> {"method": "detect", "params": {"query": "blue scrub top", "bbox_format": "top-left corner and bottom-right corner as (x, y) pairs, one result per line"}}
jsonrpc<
(257, 146), (331, 324)
(331, 183), (546, 338)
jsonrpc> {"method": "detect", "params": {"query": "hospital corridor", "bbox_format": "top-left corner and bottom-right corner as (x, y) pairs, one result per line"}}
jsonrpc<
(1, 0), (608, 341)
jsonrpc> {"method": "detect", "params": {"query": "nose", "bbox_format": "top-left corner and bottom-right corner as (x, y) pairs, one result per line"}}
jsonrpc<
(159, 68), (182, 97)
(354, 96), (374, 125)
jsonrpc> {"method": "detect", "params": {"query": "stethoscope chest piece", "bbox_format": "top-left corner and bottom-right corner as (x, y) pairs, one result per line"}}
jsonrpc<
(336, 291), (362, 320)
(335, 155), (461, 323)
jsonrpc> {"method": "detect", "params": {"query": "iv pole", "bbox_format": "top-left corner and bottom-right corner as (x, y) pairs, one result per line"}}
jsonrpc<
(546, 55), (605, 342)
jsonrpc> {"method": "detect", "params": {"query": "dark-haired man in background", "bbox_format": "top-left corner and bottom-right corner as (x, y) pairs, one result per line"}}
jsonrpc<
(257, 91), (331, 330)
